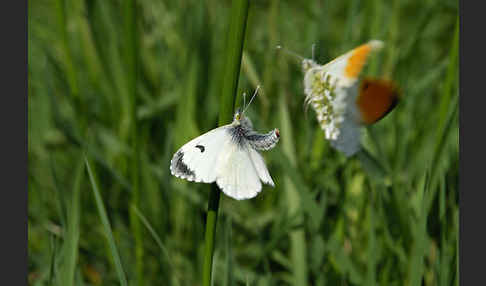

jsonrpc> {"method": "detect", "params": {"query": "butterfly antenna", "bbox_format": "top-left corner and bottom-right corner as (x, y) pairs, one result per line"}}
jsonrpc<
(243, 92), (247, 110)
(311, 43), (316, 61)
(243, 85), (261, 114)
(276, 45), (305, 61)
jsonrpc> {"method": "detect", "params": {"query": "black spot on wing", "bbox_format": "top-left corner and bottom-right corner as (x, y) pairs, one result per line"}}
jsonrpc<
(170, 150), (195, 179)
(195, 145), (205, 152)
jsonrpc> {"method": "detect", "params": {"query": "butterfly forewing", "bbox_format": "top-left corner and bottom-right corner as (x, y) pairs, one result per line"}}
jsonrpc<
(320, 40), (384, 87)
(170, 125), (231, 183)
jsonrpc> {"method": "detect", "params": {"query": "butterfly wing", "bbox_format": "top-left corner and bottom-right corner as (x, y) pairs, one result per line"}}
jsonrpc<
(321, 40), (384, 87)
(330, 115), (362, 156)
(248, 148), (274, 187)
(215, 144), (264, 200)
(170, 125), (232, 183)
(357, 78), (400, 125)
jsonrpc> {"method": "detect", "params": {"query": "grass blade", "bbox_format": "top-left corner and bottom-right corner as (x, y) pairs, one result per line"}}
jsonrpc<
(48, 235), (58, 285)
(60, 158), (84, 286)
(49, 157), (66, 228)
(437, 16), (459, 133)
(279, 95), (308, 285)
(366, 189), (377, 286)
(224, 216), (234, 286)
(409, 174), (429, 286)
(203, 1), (250, 286)
(122, 0), (145, 283)
(85, 156), (128, 286)
(218, 0), (250, 123)
(132, 205), (180, 286)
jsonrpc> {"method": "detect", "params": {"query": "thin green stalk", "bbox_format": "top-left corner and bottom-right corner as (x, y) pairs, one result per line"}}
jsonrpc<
(202, 1), (250, 285)
(455, 210), (459, 286)
(50, 158), (67, 228)
(133, 205), (180, 286)
(366, 185), (377, 286)
(437, 16), (459, 142)
(279, 95), (308, 285)
(427, 94), (458, 213)
(409, 174), (429, 286)
(48, 235), (58, 286)
(123, 0), (144, 284)
(203, 186), (221, 286)
(426, 20), (459, 210)
(219, 0), (250, 124)
(54, 0), (88, 134)
(54, 0), (79, 99)
(60, 157), (84, 286)
(224, 216), (234, 286)
(85, 156), (128, 286)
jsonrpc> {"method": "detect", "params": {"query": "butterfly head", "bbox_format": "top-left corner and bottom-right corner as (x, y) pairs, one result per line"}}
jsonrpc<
(302, 59), (318, 73)
(233, 108), (253, 129)
(233, 108), (243, 122)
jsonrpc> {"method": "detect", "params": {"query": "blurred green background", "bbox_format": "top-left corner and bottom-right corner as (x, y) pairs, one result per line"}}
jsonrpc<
(28, 0), (459, 285)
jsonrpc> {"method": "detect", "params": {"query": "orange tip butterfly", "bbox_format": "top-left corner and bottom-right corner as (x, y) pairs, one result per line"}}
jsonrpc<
(279, 40), (400, 156)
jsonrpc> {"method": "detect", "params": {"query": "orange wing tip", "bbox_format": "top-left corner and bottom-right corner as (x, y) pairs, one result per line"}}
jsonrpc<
(357, 78), (400, 125)
(344, 40), (385, 79)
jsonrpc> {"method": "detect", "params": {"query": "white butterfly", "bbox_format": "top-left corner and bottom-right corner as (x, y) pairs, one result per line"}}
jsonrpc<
(170, 88), (280, 200)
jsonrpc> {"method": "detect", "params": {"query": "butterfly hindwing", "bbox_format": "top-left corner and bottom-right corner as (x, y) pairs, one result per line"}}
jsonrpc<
(357, 78), (400, 125)
(248, 148), (274, 187)
(216, 143), (263, 200)
(329, 116), (362, 156)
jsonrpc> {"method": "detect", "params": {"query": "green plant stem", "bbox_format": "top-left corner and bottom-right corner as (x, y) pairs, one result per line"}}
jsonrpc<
(279, 95), (308, 285)
(202, 186), (221, 286)
(85, 156), (128, 286)
(54, 0), (79, 99)
(60, 157), (84, 286)
(123, 0), (144, 284)
(202, 1), (250, 285)
(219, 0), (250, 124)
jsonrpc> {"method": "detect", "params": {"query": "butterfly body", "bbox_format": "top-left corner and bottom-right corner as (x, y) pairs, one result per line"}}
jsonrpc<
(170, 109), (279, 200)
